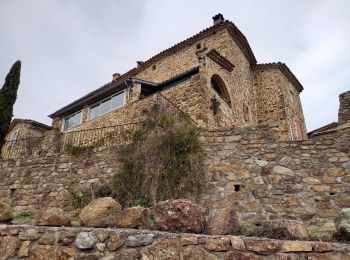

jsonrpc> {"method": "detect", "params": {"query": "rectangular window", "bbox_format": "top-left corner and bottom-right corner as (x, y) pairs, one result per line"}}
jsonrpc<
(88, 91), (125, 120)
(63, 111), (82, 131)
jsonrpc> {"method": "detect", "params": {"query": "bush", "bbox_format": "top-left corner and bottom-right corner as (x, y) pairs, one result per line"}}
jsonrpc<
(68, 183), (112, 208)
(110, 105), (204, 207)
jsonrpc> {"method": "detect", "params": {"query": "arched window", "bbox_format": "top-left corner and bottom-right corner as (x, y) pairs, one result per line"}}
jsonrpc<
(211, 75), (231, 106)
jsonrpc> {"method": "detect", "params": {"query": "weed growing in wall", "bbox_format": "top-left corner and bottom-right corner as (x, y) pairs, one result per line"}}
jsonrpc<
(109, 105), (204, 207)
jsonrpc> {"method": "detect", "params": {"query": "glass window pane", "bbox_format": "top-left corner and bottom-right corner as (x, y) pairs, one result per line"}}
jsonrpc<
(111, 92), (125, 109)
(100, 98), (111, 115)
(89, 105), (99, 119)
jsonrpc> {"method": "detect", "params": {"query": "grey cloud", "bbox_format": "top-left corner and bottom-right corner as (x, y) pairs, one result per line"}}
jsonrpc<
(0, 0), (349, 131)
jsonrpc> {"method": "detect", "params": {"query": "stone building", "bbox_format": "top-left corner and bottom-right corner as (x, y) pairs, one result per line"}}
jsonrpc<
(49, 14), (307, 141)
(308, 90), (350, 138)
(1, 119), (51, 159)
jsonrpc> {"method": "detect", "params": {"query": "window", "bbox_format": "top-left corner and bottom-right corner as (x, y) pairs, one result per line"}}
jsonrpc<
(89, 91), (125, 120)
(10, 130), (19, 146)
(63, 111), (82, 131)
(211, 75), (231, 106)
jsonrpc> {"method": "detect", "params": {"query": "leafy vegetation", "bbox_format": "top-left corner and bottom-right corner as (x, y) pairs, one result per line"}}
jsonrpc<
(15, 211), (37, 220)
(0, 60), (21, 152)
(109, 105), (204, 207)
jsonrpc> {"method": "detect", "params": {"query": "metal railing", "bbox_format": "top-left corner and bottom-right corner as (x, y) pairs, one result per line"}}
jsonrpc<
(1, 137), (45, 159)
(61, 122), (141, 150)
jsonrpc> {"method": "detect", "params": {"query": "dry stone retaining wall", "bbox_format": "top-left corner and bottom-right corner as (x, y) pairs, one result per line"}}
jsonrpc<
(0, 224), (349, 259)
(0, 125), (349, 230)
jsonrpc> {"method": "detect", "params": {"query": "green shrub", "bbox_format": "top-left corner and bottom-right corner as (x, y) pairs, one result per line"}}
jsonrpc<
(110, 106), (203, 207)
(68, 183), (112, 208)
(15, 211), (37, 220)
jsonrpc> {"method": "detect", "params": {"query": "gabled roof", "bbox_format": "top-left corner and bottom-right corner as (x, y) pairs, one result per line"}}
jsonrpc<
(255, 63), (304, 93)
(308, 122), (338, 137)
(49, 19), (256, 118)
(8, 118), (51, 133)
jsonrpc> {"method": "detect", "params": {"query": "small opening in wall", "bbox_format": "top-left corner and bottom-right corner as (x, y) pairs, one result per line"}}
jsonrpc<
(152, 64), (156, 70)
(196, 43), (201, 49)
(234, 185), (240, 192)
(329, 192), (336, 196)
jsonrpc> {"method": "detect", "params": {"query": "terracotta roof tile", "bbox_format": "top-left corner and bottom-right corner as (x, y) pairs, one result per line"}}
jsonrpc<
(49, 20), (256, 118)
(8, 118), (52, 132)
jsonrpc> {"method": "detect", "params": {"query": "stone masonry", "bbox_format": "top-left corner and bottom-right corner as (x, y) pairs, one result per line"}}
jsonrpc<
(1, 125), (349, 231)
(1, 224), (350, 259)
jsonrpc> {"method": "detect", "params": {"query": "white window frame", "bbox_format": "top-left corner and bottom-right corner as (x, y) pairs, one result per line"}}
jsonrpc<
(62, 110), (83, 132)
(88, 90), (126, 121)
(10, 130), (19, 146)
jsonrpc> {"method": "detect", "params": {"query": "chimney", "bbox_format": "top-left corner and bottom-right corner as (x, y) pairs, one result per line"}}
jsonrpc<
(338, 90), (350, 124)
(212, 13), (224, 25)
(112, 73), (121, 81)
(137, 61), (144, 68)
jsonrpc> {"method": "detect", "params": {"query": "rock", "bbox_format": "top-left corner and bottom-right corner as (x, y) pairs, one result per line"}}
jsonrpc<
(245, 240), (280, 255)
(225, 251), (259, 260)
(275, 253), (300, 260)
(79, 197), (121, 227)
(267, 219), (309, 240)
(125, 234), (154, 247)
(313, 242), (332, 252)
(38, 233), (56, 245)
(279, 156), (293, 167)
(18, 228), (41, 240)
(107, 234), (125, 251)
(74, 232), (97, 249)
(272, 166), (294, 176)
(0, 202), (14, 222)
(230, 236), (245, 251)
(97, 231), (110, 242)
(182, 246), (219, 260)
(30, 245), (66, 260)
(58, 231), (76, 246)
(103, 248), (141, 260)
(203, 237), (231, 251)
(37, 208), (71, 226)
(141, 239), (180, 259)
(96, 242), (106, 252)
(115, 206), (150, 229)
(207, 206), (239, 235)
(18, 240), (31, 257)
(334, 208), (350, 238)
(150, 199), (204, 233)
(180, 235), (198, 245)
(0, 236), (20, 259)
(281, 241), (312, 252)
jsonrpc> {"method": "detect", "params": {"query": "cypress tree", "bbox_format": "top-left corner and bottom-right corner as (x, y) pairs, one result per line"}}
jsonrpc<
(0, 60), (21, 151)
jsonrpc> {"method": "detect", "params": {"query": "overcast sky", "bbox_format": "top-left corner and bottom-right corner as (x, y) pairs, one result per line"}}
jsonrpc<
(1, 0), (349, 131)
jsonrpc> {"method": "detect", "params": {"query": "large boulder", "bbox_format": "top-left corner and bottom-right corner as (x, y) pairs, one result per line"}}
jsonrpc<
(333, 208), (350, 241)
(207, 206), (239, 235)
(150, 199), (204, 233)
(37, 208), (71, 226)
(115, 206), (150, 229)
(79, 197), (121, 227)
(0, 202), (14, 223)
(266, 219), (309, 240)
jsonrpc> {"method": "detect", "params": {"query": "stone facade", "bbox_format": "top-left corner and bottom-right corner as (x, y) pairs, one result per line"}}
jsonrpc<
(50, 15), (307, 141)
(1, 119), (52, 159)
(1, 224), (349, 259)
(1, 125), (349, 231)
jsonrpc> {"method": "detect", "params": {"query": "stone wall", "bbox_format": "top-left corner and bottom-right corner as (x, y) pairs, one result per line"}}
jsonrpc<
(254, 67), (307, 141)
(200, 125), (350, 230)
(338, 91), (350, 124)
(0, 125), (349, 231)
(1, 224), (349, 259)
